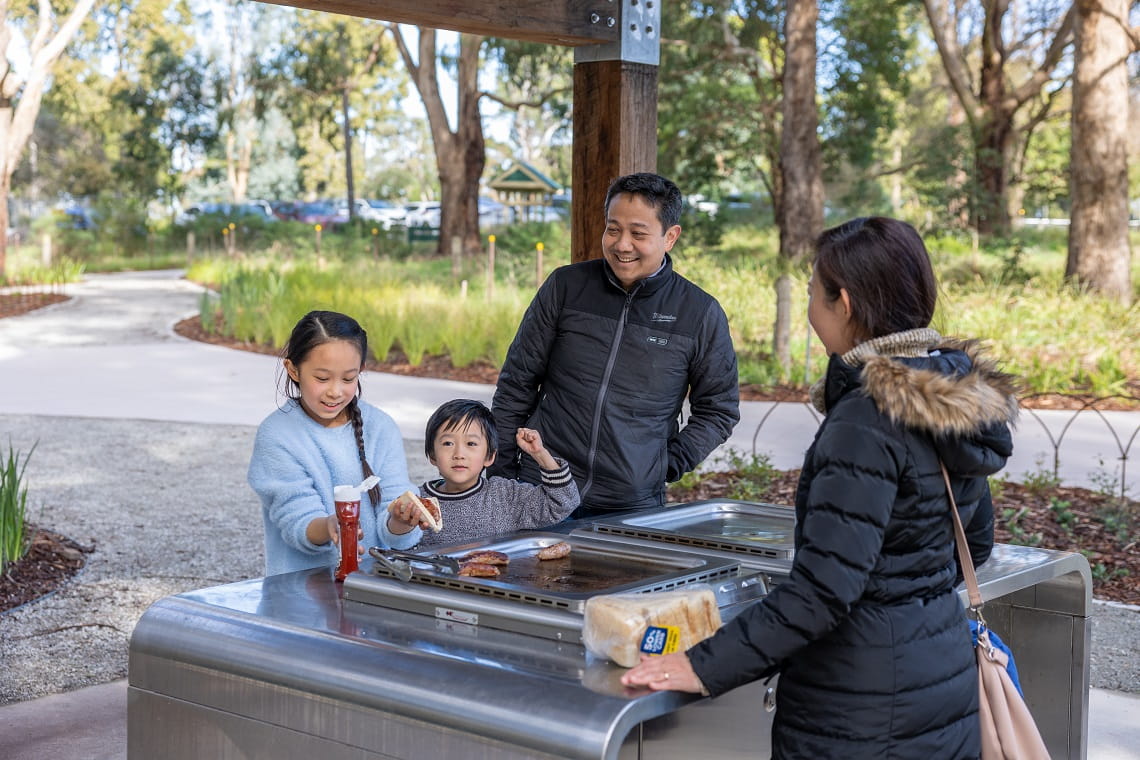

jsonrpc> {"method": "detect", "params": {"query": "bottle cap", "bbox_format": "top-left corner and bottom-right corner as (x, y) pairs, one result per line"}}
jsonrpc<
(333, 485), (359, 503)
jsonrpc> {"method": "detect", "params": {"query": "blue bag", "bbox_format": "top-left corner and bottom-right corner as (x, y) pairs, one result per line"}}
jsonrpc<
(969, 619), (1022, 695)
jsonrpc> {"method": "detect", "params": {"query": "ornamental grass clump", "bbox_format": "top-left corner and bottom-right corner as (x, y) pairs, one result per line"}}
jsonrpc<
(0, 443), (35, 569)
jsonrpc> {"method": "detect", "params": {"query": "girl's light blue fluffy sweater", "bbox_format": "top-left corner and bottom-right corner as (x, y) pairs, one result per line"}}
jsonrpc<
(249, 399), (421, 576)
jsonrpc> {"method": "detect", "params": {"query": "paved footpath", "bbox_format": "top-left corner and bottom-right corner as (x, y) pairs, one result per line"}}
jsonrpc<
(0, 270), (1137, 758)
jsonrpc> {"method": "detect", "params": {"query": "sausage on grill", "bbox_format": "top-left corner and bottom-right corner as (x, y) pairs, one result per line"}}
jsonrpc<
(536, 541), (572, 560)
(458, 562), (501, 578)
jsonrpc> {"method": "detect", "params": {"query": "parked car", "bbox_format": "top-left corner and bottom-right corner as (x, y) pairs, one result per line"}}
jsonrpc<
(294, 201), (348, 228)
(404, 201), (441, 228)
(478, 196), (509, 227)
(175, 201), (275, 226)
(365, 199), (407, 230)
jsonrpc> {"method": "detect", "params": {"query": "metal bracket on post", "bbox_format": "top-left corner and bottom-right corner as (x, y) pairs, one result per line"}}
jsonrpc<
(575, 0), (660, 65)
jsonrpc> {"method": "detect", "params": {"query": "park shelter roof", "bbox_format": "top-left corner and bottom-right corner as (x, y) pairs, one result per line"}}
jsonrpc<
(489, 162), (561, 206)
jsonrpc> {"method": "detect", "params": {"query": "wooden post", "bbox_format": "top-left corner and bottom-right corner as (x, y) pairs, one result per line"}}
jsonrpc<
(315, 224), (324, 268)
(460, 279), (468, 298)
(222, 228), (229, 256)
(371, 227), (380, 258)
(486, 234), (496, 302)
(228, 222), (237, 256)
(450, 235), (462, 281)
(186, 231), (196, 262)
(41, 233), (52, 267)
(536, 241), (544, 287)
(571, 55), (659, 263)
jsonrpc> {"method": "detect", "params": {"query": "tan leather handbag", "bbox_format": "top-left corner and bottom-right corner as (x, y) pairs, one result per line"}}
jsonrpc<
(941, 463), (1051, 760)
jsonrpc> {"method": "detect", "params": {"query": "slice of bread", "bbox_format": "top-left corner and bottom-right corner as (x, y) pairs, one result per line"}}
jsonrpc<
(404, 490), (442, 532)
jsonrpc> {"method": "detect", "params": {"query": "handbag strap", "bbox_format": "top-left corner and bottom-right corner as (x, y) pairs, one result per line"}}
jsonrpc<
(939, 461), (984, 612)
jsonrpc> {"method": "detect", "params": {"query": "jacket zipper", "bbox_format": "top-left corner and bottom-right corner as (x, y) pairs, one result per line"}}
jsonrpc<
(580, 287), (637, 501)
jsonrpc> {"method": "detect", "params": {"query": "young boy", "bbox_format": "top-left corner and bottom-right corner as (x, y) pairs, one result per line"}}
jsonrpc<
(390, 399), (580, 548)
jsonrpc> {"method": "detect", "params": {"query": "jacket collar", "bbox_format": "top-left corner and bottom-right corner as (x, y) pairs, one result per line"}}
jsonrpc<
(820, 337), (1019, 437)
(601, 253), (675, 296)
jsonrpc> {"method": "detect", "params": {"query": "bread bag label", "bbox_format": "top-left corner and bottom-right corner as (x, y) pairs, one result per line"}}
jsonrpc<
(639, 625), (681, 656)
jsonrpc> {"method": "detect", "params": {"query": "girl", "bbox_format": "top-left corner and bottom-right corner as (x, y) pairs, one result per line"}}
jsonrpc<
(622, 217), (1019, 759)
(249, 310), (421, 576)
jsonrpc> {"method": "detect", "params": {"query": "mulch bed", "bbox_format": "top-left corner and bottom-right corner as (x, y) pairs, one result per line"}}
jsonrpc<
(0, 291), (70, 319)
(668, 470), (1139, 605)
(1, 526), (94, 613)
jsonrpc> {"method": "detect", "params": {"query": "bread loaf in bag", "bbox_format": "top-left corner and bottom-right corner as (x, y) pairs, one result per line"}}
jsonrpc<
(583, 586), (722, 667)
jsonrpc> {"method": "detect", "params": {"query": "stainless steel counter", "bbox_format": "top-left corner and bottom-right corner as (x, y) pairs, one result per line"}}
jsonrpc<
(127, 532), (1090, 759)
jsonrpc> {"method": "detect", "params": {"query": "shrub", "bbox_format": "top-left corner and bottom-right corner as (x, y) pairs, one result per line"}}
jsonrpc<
(0, 443), (34, 569)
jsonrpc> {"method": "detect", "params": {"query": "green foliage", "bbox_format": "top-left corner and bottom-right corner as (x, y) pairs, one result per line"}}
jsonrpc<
(1020, 459), (1062, 498)
(722, 450), (778, 501)
(171, 223), (1140, 399)
(1049, 498), (1075, 533)
(0, 443), (35, 569)
(189, 255), (529, 371)
(1001, 507), (1043, 547)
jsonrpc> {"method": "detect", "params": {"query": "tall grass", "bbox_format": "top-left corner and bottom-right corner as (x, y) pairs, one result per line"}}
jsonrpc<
(0, 443), (34, 569)
(182, 226), (1140, 396)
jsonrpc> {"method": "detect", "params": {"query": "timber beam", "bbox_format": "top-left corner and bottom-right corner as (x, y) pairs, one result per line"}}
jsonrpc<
(261, 0), (622, 46)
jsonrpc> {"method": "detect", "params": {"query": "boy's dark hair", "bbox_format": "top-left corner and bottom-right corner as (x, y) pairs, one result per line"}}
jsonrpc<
(425, 399), (498, 459)
(813, 217), (937, 342)
(280, 310), (380, 506)
(604, 172), (683, 232)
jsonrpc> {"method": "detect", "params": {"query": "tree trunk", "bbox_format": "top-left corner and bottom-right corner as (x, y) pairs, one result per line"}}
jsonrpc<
(0, 0), (97, 278)
(1066, 0), (1133, 304)
(974, 0), (1012, 237)
(393, 27), (485, 258)
(775, 0), (824, 368)
(342, 87), (356, 220)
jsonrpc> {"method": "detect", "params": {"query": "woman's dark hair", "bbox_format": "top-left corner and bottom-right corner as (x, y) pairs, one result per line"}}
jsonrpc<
(604, 172), (683, 231)
(425, 399), (498, 460)
(813, 217), (937, 342)
(281, 310), (380, 506)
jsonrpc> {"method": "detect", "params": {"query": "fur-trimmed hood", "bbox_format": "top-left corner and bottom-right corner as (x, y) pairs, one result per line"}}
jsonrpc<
(822, 337), (1020, 438)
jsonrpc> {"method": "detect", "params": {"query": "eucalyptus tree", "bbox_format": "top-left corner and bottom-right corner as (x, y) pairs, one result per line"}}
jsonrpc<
(658, 0), (909, 370)
(1066, 0), (1137, 304)
(388, 26), (485, 257)
(0, 0), (95, 277)
(922, 0), (1074, 238)
(276, 10), (398, 211)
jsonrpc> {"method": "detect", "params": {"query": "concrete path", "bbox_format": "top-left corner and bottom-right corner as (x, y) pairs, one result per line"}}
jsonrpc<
(0, 270), (1137, 759)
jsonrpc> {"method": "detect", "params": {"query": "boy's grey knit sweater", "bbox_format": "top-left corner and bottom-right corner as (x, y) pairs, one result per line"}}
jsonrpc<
(417, 459), (580, 548)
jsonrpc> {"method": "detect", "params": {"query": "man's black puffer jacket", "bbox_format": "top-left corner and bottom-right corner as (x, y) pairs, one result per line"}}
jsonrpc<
(490, 255), (739, 515)
(686, 338), (1018, 760)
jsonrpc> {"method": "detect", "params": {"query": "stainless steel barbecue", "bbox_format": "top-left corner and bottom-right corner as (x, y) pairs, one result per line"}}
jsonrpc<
(128, 505), (1092, 760)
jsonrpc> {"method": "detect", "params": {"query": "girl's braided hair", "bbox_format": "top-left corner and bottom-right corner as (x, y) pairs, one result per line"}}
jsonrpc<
(280, 310), (382, 506)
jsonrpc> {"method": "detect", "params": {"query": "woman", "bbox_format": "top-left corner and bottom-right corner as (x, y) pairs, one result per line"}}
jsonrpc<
(622, 217), (1019, 759)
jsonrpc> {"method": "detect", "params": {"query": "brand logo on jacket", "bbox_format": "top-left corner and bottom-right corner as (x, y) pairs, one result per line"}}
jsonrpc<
(647, 335), (669, 346)
(651, 312), (677, 323)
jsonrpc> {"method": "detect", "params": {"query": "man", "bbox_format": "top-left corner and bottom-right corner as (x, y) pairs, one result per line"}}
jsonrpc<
(490, 172), (740, 519)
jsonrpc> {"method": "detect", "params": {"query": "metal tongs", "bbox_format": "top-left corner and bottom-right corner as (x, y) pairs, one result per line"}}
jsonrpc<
(368, 547), (460, 582)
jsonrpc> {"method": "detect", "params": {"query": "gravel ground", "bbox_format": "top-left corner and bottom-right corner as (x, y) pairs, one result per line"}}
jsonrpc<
(2, 414), (1138, 705)
(0, 413), (437, 705)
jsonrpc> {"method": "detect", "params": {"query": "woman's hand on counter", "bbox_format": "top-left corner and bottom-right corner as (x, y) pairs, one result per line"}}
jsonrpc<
(620, 652), (704, 694)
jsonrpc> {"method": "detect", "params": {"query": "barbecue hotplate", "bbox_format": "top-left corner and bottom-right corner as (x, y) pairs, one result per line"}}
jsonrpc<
(590, 500), (796, 559)
(343, 532), (740, 642)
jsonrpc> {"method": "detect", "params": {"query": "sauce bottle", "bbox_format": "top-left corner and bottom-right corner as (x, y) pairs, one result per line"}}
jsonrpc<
(333, 485), (362, 582)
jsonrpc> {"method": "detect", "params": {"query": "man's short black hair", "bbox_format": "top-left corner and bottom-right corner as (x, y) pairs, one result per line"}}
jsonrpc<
(425, 399), (498, 459)
(604, 172), (683, 231)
